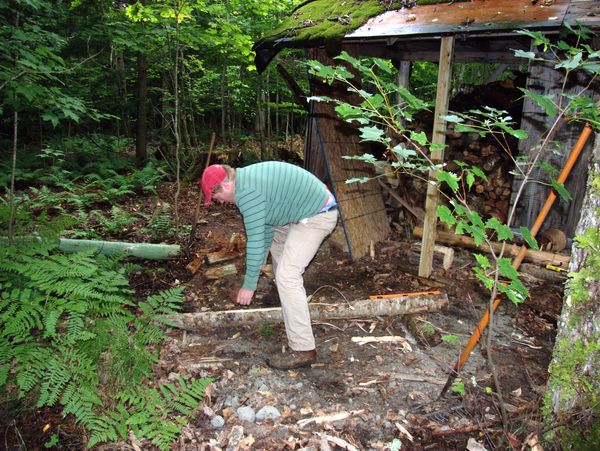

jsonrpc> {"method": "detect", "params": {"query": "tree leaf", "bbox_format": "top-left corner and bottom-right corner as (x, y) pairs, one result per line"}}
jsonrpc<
(440, 114), (464, 123)
(359, 126), (387, 143)
(391, 145), (416, 159)
(474, 253), (491, 270)
(466, 171), (475, 190)
(519, 227), (539, 250)
(518, 88), (558, 117)
(410, 130), (428, 146)
(436, 171), (459, 192)
(513, 49), (539, 60)
(551, 180), (572, 201)
(555, 51), (583, 70)
(437, 205), (456, 225)
(485, 217), (513, 241)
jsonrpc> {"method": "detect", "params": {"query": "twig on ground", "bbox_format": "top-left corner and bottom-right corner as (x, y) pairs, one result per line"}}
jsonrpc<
(297, 410), (365, 428)
(308, 285), (352, 309)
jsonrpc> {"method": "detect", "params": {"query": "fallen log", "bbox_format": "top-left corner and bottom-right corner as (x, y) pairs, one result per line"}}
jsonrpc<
(58, 238), (180, 259)
(170, 291), (448, 329)
(413, 227), (570, 267)
(206, 250), (244, 265)
(1, 237), (180, 259)
(204, 263), (237, 279)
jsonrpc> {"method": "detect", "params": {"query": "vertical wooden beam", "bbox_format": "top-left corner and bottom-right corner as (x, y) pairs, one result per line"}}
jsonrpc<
(419, 36), (455, 277)
(396, 61), (411, 92)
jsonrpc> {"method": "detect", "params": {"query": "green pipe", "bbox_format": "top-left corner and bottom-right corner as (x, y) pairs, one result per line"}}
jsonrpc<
(1, 237), (180, 260)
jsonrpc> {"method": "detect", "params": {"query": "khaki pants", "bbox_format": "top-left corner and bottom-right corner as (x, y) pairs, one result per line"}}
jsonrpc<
(270, 209), (338, 351)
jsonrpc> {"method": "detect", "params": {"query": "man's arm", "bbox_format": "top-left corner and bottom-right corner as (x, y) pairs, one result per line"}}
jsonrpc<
(237, 189), (271, 295)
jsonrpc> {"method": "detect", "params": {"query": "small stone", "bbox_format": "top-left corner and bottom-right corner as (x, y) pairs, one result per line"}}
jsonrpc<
(294, 382), (303, 390)
(256, 406), (281, 421)
(290, 404), (297, 410)
(237, 406), (256, 423)
(226, 425), (245, 450)
(225, 396), (239, 408)
(211, 415), (225, 428)
(383, 420), (392, 429)
(258, 384), (269, 392)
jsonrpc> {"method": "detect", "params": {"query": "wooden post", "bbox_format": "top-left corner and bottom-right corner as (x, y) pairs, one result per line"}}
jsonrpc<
(419, 36), (455, 278)
(396, 61), (411, 92)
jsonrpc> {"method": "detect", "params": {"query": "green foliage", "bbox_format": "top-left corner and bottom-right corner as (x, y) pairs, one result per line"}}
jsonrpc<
(309, 26), (598, 308)
(0, 220), (210, 448)
(88, 376), (213, 450)
(89, 207), (137, 237)
(450, 379), (465, 396)
(441, 334), (458, 344)
(141, 202), (173, 241)
(260, 324), (274, 337)
(261, 0), (462, 45)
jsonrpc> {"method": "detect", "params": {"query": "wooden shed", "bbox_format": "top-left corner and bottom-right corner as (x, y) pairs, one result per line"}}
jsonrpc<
(253, 0), (600, 274)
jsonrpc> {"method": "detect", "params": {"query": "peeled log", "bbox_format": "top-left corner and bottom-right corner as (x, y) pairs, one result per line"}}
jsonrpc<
(58, 238), (180, 259)
(413, 227), (570, 268)
(170, 292), (448, 329)
(1, 237), (180, 259)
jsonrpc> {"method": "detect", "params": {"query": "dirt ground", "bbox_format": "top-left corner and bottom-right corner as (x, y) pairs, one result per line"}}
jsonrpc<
(0, 182), (565, 451)
(136, 185), (565, 450)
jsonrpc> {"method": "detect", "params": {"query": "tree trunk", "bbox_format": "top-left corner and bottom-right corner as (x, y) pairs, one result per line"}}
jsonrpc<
(545, 133), (599, 447)
(220, 61), (227, 146)
(173, 34), (181, 229)
(8, 110), (18, 243)
(135, 51), (148, 162)
(256, 74), (267, 160)
(114, 49), (129, 135)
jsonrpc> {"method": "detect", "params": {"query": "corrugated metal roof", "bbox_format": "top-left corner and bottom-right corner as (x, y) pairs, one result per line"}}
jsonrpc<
(253, 0), (600, 71)
(347, 0), (572, 39)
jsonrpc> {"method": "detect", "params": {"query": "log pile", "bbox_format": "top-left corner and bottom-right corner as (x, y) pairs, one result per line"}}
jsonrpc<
(384, 78), (524, 227)
(444, 136), (513, 224)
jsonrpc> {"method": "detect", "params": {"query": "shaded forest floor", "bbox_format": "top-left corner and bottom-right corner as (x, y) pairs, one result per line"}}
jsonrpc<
(1, 179), (566, 450)
(132, 183), (564, 450)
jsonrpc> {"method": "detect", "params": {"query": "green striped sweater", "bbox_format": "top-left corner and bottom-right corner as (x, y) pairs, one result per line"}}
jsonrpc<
(235, 161), (329, 290)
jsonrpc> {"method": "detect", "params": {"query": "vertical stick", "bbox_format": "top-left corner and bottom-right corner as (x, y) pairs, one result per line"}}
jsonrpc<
(419, 36), (455, 277)
(188, 132), (217, 245)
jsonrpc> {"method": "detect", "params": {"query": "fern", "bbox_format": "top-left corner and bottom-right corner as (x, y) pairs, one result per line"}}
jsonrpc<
(89, 376), (213, 451)
(0, 229), (204, 450)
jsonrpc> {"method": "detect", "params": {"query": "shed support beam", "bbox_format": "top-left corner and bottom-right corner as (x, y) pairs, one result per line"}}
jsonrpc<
(419, 36), (455, 277)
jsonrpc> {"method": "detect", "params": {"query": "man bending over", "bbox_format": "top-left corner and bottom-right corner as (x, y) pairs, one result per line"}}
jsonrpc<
(201, 161), (338, 370)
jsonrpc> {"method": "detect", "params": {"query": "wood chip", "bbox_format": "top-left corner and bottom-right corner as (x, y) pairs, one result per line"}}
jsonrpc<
(316, 432), (360, 451)
(351, 336), (413, 352)
(297, 409), (365, 428)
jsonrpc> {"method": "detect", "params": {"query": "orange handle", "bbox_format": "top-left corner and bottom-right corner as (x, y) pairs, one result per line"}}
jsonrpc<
(369, 290), (441, 300)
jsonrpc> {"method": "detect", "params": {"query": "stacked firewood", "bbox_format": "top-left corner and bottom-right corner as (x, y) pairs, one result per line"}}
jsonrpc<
(391, 78), (523, 225)
(444, 133), (514, 223)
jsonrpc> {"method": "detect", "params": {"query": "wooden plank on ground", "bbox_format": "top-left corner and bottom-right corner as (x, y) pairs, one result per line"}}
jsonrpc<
(419, 35), (455, 277)
(170, 291), (448, 329)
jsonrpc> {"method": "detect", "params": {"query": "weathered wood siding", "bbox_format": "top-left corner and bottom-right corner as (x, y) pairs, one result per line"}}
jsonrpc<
(510, 45), (598, 238)
(304, 48), (390, 259)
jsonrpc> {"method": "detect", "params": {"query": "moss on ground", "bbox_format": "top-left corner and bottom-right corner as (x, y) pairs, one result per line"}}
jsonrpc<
(260, 0), (463, 45)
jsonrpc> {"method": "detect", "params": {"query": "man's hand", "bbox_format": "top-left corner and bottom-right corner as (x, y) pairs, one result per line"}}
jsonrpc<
(236, 288), (255, 305)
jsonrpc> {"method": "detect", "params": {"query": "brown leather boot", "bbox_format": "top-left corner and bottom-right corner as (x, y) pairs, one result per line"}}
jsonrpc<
(266, 349), (316, 370)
